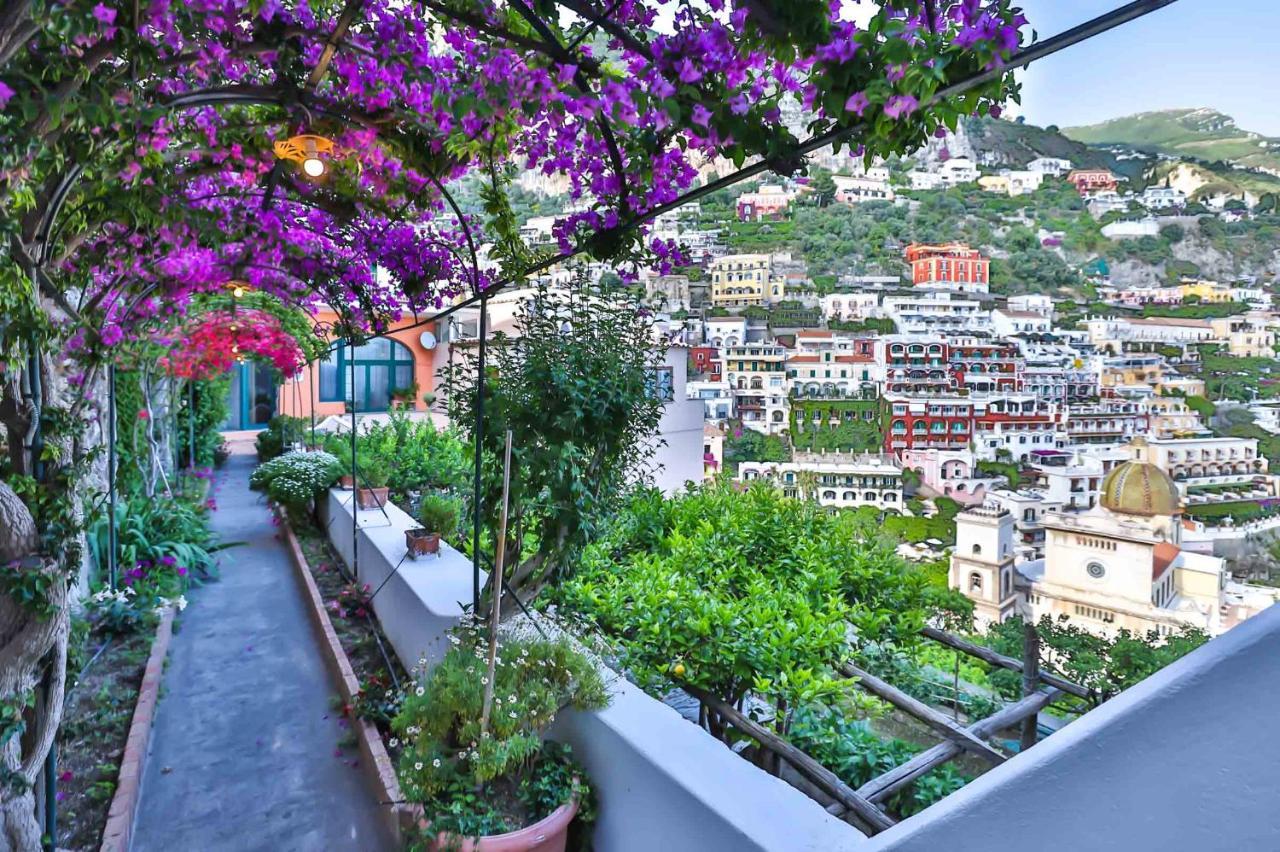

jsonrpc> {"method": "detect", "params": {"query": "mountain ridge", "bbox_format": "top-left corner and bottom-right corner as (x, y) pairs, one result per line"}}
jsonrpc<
(1062, 108), (1280, 176)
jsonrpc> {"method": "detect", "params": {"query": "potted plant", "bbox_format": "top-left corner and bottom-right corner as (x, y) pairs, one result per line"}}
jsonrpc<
(325, 437), (355, 489)
(356, 455), (392, 509)
(406, 494), (459, 558)
(393, 631), (608, 851)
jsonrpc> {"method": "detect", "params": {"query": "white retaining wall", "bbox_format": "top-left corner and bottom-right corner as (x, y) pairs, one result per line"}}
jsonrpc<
(324, 488), (864, 852)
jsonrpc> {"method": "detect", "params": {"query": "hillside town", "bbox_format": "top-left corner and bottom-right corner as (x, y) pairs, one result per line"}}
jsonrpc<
(617, 144), (1280, 645)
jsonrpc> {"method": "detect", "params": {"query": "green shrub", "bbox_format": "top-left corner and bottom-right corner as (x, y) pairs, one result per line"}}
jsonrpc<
(558, 484), (939, 741)
(255, 415), (309, 461)
(791, 706), (970, 818)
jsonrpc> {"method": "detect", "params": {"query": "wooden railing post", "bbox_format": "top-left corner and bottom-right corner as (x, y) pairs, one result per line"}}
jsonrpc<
(1020, 620), (1041, 752)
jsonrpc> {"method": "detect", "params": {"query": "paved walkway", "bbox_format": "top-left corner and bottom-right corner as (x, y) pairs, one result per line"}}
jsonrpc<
(132, 444), (392, 852)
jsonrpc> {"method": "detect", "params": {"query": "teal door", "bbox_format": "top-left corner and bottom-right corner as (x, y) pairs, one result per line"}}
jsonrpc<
(222, 362), (279, 430)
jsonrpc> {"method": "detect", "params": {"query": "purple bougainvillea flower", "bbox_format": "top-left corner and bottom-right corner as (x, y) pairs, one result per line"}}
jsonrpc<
(0, 81), (14, 109)
(844, 91), (869, 116)
(884, 95), (919, 119)
(989, 104), (1003, 118)
(91, 3), (116, 24)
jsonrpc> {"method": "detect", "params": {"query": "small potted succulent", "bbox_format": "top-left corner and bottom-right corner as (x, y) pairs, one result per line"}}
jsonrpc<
(393, 629), (608, 851)
(406, 494), (459, 558)
(356, 455), (392, 509)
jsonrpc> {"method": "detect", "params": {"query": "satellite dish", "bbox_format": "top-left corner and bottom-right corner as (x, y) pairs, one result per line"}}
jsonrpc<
(419, 331), (437, 350)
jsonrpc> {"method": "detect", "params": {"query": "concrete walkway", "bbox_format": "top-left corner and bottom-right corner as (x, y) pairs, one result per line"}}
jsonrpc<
(132, 443), (393, 852)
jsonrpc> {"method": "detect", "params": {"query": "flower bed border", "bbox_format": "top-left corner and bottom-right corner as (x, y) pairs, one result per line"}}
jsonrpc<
(99, 606), (176, 852)
(279, 512), (421, 845)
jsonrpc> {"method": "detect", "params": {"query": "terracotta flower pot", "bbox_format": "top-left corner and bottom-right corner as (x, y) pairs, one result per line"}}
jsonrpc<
(406, 528), (441, 557)
(356, 486), (389, 510)
(429, 797), (579, 852)
(339, 474), (355, 490)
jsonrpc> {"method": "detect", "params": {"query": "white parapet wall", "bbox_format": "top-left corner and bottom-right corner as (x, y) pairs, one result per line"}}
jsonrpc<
(868, 602), (1280, 852)
(324, 488), (864, 852)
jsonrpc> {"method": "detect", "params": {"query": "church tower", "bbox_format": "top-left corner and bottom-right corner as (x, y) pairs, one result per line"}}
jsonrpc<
(950, 506), (1019, 627)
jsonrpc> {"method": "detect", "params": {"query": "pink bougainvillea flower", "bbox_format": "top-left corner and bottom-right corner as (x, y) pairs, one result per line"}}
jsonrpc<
(137, 409), (150, 420)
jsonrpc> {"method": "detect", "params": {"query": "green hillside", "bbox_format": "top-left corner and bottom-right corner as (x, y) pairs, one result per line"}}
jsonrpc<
(963, 116), (1147, 181)
(1063, 108), (1280, 174)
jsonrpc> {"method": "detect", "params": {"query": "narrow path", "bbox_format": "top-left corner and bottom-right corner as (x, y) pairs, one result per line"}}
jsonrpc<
(132, 443), (392, 852)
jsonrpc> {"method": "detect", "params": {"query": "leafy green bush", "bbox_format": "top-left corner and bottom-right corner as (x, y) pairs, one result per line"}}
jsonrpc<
(255, 415), (310, 462)
(343, 409), (469, 500)
(393, 633), (606, 840)
(558, 484), (939, 742)
(791, 706), (970, 818)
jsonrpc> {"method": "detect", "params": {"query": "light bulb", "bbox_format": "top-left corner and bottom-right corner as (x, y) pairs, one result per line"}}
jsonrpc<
(232, 285), (246, 298)
(302, 156), (326, 178)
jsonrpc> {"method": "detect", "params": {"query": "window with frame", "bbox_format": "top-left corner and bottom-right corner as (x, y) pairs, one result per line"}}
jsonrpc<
(317, 336), (416, 412)
(647, 367), (675, 402)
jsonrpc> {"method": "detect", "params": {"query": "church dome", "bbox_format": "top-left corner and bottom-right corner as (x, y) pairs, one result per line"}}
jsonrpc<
(1100, 460), (1179, 517)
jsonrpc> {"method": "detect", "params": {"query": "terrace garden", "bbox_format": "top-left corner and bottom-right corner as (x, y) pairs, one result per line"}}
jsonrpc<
(0, 0), (1211, 849)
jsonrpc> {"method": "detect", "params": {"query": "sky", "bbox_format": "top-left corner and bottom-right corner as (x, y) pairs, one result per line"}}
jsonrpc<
(1011, 0), (1280, 135)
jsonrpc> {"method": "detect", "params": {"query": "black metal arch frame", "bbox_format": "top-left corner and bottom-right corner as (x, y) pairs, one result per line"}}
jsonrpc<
(19, 1), (1179, 844)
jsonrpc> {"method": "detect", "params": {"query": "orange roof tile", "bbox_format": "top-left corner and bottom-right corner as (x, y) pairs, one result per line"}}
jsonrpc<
(1153, 541), (1179, 581)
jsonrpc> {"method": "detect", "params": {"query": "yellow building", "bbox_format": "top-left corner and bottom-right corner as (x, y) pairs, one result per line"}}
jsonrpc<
(1146, 397), (1204, 438)
(1209, 314), (1278, 358)
(710, 254), (782, 308)
(1179, 279), (1233, 303)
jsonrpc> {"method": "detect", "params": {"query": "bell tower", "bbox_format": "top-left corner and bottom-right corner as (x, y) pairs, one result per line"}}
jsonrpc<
(951, 506), (1019, 627)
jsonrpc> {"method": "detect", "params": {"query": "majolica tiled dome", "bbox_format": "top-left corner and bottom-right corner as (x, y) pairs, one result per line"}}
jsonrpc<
(1100, 460), (1179, 517)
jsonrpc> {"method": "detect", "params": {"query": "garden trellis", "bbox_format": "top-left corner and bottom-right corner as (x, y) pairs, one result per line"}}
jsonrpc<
(1, 0), (1179, 847)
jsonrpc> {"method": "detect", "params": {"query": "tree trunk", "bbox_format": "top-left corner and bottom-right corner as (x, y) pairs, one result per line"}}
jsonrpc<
(0, 483), (37, 564)
(0, 483), (66, 852)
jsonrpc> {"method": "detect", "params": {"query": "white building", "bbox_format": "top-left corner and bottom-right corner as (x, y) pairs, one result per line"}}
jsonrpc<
(881, 292), (990, 334)
(1007, 294), (1054, 317)
(1101, 217), (1161, 239)
(1086, 191), (1131, 218)
(937, 157), (980, 186)
(703, 317), (748, 348)
(686, 380), (735, 421)
(1027, 157), (1073, 176)
(1004, 170), (1046, 196)
(821, 292), (880, 323)
(1140, 185), (1187, 210)
(738, 453), (904, 512)
(1132, 434), (1267, 486)
(908, 170), (945, 191)
(832, 173), (894, 205)
(992, 309), (1053, 337)
(650, 345), (709, 495)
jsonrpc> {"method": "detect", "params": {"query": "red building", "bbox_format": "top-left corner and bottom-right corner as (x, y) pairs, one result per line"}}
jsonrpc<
(883, 340), (954, 394)
(905, 243), (990, 291)
(1066, 168), (1118, 195)
(949, 342), (1022, 393)
(885, 394), (975, 454)
(689, 346), (721, 381)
